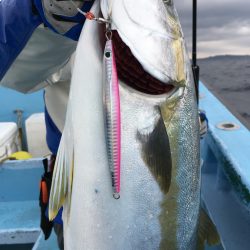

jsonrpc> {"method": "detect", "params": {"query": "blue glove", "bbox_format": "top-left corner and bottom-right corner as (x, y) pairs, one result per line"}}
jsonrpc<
(0, 0), (42, 80)
(33, 0), (95, 41)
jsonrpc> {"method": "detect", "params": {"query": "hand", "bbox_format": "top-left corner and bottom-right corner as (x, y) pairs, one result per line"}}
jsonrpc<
(33, 0), (94, 40)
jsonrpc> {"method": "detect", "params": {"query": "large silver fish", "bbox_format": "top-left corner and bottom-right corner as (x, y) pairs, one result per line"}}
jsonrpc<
(49, 0), (219, 249)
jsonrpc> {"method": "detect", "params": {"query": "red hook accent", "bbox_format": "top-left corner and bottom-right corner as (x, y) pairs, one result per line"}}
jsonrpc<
(85, 12), (95, 20)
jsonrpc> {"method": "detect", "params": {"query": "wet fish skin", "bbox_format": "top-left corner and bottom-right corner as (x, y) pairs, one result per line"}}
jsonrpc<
(49, 0), (200, 249)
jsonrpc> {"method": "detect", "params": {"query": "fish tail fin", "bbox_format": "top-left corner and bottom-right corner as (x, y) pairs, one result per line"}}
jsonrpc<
(197, 208), (221, 250)
(49, 105), (74, 221)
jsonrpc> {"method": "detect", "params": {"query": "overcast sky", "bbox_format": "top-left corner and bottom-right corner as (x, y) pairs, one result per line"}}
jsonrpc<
(174, 0), (250, 58)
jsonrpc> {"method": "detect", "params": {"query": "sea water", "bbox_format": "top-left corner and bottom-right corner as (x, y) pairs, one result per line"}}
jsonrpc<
(199, 55), (250, 130)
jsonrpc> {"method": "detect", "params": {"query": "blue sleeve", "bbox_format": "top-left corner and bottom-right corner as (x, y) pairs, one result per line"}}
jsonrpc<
(44, 106), (62, 155)
(0, 0), (42, 81)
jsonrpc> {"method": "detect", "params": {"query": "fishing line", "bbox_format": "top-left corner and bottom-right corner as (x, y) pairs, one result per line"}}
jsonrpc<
(69, 0), (110, 24)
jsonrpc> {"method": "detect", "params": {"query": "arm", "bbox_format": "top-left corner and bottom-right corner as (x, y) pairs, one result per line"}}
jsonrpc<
(0, 26), (76, 93)
(0, 0), (94, 92)
(0, 0), (42, 80)
(33, 0), (95, 41)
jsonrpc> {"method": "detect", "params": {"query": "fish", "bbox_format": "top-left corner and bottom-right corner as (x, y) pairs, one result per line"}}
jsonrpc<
(49, 0), (219, 249)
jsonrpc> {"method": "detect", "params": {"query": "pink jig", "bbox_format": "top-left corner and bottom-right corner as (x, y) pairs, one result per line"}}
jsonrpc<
(103, 39), (121, 199)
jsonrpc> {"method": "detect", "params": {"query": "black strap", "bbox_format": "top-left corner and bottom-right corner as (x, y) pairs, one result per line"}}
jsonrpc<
(39, 158), (54, 240)
(192, 0), (200, 103)
(42, 158), (48, 173)
(31, 0), (39, 15)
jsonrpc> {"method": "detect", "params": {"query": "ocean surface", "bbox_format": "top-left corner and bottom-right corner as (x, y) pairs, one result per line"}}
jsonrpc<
(198, 55), (250, 130)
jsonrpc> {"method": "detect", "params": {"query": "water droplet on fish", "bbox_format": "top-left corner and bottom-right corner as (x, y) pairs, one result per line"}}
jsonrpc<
(126, 225), (130, 229)
(108, 235), (113, 239)
(97, 224), (100, 228)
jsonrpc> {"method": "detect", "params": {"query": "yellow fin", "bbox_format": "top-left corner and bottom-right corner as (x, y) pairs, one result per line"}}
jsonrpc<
(197, 208), (221, 250)
(49, 142), (66, 220)
(48, 105), (74, 221)
(66, 153), (74, 214)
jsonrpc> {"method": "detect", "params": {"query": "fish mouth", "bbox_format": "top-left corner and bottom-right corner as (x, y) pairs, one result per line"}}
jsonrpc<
(112, 31), (175, 95)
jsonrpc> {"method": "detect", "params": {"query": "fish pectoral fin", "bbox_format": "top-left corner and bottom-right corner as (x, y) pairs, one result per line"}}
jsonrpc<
(48, 133), (74, 221)
(137, 110), (172, 194)
(196, 208), (221, 250)
(67, 153), (74, 211)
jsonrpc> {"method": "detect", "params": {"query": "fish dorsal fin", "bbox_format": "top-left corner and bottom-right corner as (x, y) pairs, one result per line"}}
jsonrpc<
(197, 208), (221, 250)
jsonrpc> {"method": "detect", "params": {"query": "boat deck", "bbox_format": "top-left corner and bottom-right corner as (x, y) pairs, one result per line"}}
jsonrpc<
(200, 84), (250, 250)
(0, 160), (42, 246)
(32, 232), (59, 250)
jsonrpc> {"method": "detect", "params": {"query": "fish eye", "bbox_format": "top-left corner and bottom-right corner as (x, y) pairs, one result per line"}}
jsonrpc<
(105, 51), (111, 58)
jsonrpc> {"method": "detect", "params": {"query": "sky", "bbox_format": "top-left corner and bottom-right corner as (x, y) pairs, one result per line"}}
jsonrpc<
(174, 0), (250, 58)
